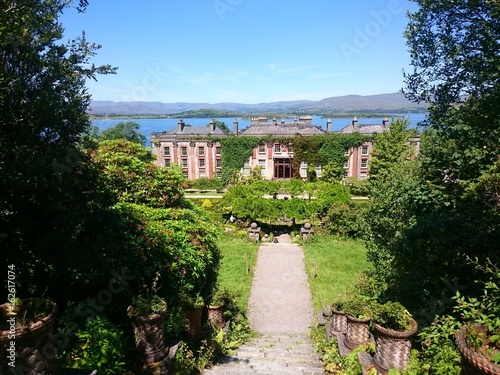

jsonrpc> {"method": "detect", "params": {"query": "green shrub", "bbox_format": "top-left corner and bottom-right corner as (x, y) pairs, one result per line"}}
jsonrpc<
(343, 177), (370, 196)
(372, 301), (414, 331)
(342, 295), (373, 319)
(58, 315), (127, 375)
(326, 202), (368, 239)
(417, 316), (462, 374)
(192, 177), (223, 191)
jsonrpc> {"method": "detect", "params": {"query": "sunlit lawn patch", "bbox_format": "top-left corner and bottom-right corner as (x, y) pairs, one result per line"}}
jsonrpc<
(303, 236), (370, 311)
(216, 232), (259, 312)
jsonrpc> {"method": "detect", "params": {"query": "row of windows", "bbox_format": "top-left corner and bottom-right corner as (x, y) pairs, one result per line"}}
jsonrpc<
(164, 146), (221, 157)
(343, 159), (369, 169)
(344, 146), (369, 156)
(169, 157), (369, 170)
(166, 145), (368, 157)
(164, 159), (222, 168)
(257, 144), (294, 154)
(182, 170), (222, 179)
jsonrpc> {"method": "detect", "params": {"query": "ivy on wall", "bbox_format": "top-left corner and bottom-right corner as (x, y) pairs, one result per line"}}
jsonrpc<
(219, 136), (261, 184)
(216, 133), (368, 184)
(292, 133), (367, 179)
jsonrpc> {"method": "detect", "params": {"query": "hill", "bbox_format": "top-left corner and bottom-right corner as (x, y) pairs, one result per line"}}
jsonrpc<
(89, 93), (427, 116)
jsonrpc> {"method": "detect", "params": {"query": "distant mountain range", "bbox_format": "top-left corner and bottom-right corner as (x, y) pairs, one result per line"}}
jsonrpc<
(89, 92), (427, 116)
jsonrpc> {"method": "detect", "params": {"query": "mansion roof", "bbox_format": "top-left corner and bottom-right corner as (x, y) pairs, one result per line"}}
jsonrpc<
(151, 119), (228, 139)
(239, 116), (325, 137)
(150, 116), (392, 141)
(338, 117), (390, 135)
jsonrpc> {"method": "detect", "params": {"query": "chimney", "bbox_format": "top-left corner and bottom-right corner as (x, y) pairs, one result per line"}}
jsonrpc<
(352, 116), (358, 129)
(178, 118), (185, 133)
(281, 117), (285, 125)
(294, 116), (298, 125)
(233, 118), (238, 135)
(273, 117), (277, 126)
(327, 118), (332, 133)
(383, 117), (389, 129)
(210, 118), (216, 132)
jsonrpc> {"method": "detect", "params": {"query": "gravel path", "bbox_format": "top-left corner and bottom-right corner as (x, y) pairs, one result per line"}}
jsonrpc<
(247, 241), (315, 335)
(203, 240), (323, 374)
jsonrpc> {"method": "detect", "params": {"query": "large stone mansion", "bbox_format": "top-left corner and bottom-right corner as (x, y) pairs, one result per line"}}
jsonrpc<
(150, 116), (417, 180)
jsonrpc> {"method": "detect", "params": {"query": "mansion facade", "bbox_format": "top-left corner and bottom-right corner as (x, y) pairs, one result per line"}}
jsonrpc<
(150, 116), (416, 181)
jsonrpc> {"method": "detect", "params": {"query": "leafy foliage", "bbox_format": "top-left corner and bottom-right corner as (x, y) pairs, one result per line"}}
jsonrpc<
(92, 139), (188, 208)
(454, 259), (500, 363)
(312, 325), (375, 374)
(369, 118), (417, 183)
(292, 133), (366, 180)
(219, 136), (261, 184)
(403, 0), (500, 116)
(417, 316), (462, 375)
(99, 121), (146, 145)
(326, 202), (368, 239)
(221, 180), (350, 224)
(0, 0), (116, 302)
(372, 301), (413, 332)
(114, 203), (221, 308)
(58, 315), (127, 375)
(188, 177), (223, 191)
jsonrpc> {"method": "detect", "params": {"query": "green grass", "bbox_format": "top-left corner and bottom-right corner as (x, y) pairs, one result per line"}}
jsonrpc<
(302, 236), (370, 311)
(216, 231), (259, 312)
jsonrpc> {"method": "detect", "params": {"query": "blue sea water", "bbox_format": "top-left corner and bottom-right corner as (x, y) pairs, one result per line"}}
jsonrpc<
(91, 114), (428, 147)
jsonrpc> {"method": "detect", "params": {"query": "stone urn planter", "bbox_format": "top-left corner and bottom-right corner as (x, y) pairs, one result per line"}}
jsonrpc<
(456, 324), (500, 375)
(185, 306), (203, 339)
(373, 318), (418, 372)
(248, 222), (261, 242)
(0, 298), (58, 375)
(332, 309), (348, 334)
(127, 298), (169, 370)
(344, 315), (371, 350)
(207, 304), (225, 329)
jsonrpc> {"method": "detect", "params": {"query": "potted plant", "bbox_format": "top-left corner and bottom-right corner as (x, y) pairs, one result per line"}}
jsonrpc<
(207, 288), (228, 329)
(127, 293), (169, 367)
(454, 259), (500, 375)
(342, 296), (373, 350)
(331, 301), (348, 334)
(182, 293), (205, 339)
(372, 301), (418, 372)
(456, 323), (500, 375)
(127, 272), (169, 370)
(0, 298), (58, 374)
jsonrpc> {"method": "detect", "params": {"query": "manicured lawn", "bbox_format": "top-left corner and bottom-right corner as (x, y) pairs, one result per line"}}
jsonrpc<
(216, 231), (260, 312)
(302, 236), (370, 311)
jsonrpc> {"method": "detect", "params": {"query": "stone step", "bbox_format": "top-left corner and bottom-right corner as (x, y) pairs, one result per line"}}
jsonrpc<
(203, 335), (324, 375)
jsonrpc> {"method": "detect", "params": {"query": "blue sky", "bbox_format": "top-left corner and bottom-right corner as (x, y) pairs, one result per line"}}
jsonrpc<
(61, 0), (418, 104)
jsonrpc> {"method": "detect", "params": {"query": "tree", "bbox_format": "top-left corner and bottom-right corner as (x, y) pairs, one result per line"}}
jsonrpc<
(363, 0), (500, 315)
(403, 0), (500, 187)
(0, 0), (116, 299)
(403, 0), (500, 114)
(99, 121), (146, 145)
(369, 118), (416, 183)
(92, 139), (188, 208)
(207, 120), (230, 133)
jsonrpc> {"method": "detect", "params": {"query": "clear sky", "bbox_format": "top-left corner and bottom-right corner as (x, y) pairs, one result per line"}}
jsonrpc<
(60, 0), (419, 104)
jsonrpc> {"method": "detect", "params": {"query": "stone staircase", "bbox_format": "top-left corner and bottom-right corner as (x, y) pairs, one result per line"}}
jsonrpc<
(203, 334), (324, 375)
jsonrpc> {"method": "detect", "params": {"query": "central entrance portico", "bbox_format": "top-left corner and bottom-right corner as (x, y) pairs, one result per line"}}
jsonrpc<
(274, 158), (293, 179)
